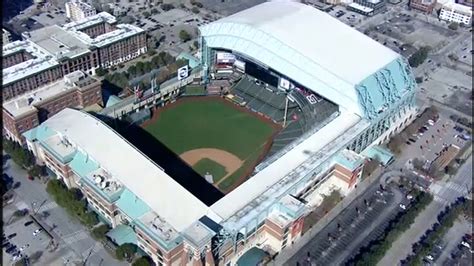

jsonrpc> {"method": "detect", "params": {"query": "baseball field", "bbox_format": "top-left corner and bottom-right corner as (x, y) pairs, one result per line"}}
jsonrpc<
(142, 97), (278, 192)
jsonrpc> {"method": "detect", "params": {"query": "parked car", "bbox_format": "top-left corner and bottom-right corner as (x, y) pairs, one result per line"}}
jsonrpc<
(7, 233), (17, 239)
(24, 221), (34, 227)
(399, 204), (407, 210)
(32, 229), (42, 236)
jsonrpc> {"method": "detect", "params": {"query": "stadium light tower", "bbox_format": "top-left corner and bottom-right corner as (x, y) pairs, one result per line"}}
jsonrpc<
(282, 88), (291, 127)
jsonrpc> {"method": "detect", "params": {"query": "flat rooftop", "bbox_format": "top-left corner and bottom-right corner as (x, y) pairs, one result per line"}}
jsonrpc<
(86, 168), (123, 196)
(137, 211), (180, 244)
(42, 134), (77, 159)
(3, 71), (96, 118)
(63, 12), (116, 32)
(69, 23), (145, 47)
(2, 40), (59, 86)
(25, 25), (90, 60)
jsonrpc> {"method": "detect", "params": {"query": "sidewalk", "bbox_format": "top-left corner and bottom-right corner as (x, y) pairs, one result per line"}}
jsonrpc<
(270, 167), (385, 265)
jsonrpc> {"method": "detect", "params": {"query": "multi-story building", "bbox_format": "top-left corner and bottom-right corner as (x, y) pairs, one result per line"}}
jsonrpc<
(2, 12), (146, 102)
(347, 0), (387, 16)
(63, 12), (147, 69)
(3, 71), (102, 143)
(439, 2), (473, 25)
(2, 40), (63, 101)
(65, 0), (97, 21)
(409, 0), (437, 13)
(3, 28), (12, 45)
(25, 2), (418, 265)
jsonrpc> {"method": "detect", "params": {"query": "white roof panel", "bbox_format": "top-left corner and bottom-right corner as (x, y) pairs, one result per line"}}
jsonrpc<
(216, 1), (398, 85)
(42, 108), (212, 231)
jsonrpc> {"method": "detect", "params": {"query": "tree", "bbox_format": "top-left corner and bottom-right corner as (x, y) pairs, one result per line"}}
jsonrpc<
(191, 6), (200, 13)
(92, 224), (110, 240)
(81, 212), (99, 228)
(151, 8), (159, 14)
(179, 30), (191, 42)
(132, 256), (153, 266)
(14, 258), (28, 266)
(448, 22), (459, 31)
(96, 68), (108, 77)
(116, 243), (138, 261)
(147, 49), (157, 56)
(415, 77), (423, 84)
(13, 209), (28, 217)
(143, 11), (151, 18)
(408, 46), (431, 68)
(161, 3), (174, 11)
(190, 0), (203, 7)
(28, 165), (44, 177)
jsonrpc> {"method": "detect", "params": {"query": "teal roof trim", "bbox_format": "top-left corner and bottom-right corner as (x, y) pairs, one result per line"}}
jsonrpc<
(107, 224), (138, 246)
(39, 141), (76, 164)
(116, 189), (150, 220)
(22, 125), (56, 142)
(362, 145), (394, 165)
(334, 153), (364, 171)
(177, 52), (200, 69)
(134, 220), (182, 251)
(69, 151), (100, 177)
(105, 95), (122, 108)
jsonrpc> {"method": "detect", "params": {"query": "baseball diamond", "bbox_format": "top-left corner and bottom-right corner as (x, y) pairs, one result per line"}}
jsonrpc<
(142, 96), (279, 192)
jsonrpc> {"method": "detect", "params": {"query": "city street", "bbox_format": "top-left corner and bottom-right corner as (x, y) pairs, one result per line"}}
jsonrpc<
(3, 158), (127, 266)
(283, 179), (404, 265)
(378, 156), (472, 265)
(436, 218), (471, 265)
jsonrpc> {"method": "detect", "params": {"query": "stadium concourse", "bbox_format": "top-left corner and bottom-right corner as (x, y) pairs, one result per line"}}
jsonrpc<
(23, 1), (418, 266)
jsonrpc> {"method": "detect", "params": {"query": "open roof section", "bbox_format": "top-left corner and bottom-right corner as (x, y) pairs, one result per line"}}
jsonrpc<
(200, 1), (403, 116)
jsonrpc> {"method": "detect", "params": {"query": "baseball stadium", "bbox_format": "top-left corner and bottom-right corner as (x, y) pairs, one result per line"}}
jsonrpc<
(23, 1), (418, 265)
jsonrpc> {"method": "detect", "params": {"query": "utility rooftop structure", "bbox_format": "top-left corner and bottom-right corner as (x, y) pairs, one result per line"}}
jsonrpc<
(24, 1), (418, 265)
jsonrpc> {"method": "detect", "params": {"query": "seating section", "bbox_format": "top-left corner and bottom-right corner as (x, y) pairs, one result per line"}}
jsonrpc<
(230, 74), (339, 160)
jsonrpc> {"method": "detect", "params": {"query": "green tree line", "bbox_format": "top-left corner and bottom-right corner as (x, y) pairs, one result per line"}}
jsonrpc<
(3, 138), (35, 168)
(404, 197), (470, 265)
(46, 180), (98, 228)
(349, 191), (433, 265)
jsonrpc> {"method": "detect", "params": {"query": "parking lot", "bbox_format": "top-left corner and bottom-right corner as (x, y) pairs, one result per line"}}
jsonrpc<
(402, 114), (469, 169)
(285, 182), (405, 265)
(2, 206), (52, 265)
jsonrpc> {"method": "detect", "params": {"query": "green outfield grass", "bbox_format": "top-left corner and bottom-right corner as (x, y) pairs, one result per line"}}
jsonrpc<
(193, 158), (227, 183)
(184, 85), (206, 95)
(143, 99), (276, 191)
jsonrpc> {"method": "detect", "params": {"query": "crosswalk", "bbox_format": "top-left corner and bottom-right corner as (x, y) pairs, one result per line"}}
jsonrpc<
(40, 201), (58, 212)
(430, 181), (469, 204)
(63, 231), (90, 245)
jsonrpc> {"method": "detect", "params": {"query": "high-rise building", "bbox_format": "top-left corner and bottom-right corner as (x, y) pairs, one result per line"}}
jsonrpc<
(65, 0), (97, 21)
